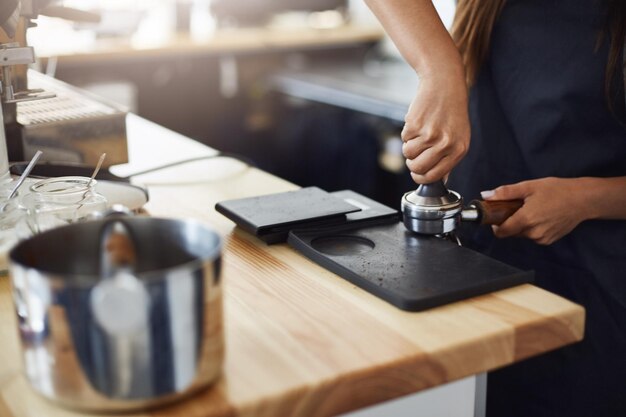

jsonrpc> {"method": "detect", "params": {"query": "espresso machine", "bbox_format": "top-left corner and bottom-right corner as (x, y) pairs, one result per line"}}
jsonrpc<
(0, 0), (35, 182)
(0, 0), (128, 182)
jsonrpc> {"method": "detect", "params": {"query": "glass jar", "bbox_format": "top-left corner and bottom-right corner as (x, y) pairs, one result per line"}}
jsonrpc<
(18, 176), (108, 238)
(0, 182), (22, 268)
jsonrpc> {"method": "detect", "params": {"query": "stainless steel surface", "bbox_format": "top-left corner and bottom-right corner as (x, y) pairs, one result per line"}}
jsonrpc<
(1, 4), (124, 168)
(401, 211), (459, 235)
(401, 188), (462, 235)
(0, 44), (36, 66)
(460, 207), (480, 222)
(402, 187), (462, 210)
(0, 17), (55, 170)
(0, 42), (39, 183)
(88, 153), (106, 187)
(17, 71), (128, 167)
(8, 149), (41, 199)
(0, 99), (9, 182)
(0, 44), (53, 104)
(8, 217), (224, 412)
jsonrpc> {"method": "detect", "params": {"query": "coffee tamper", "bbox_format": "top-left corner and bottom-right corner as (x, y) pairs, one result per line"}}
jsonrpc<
(401, 180), (523, 235)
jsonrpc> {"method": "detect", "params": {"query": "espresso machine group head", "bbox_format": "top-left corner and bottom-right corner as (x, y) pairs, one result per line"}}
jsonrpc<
(1, 0), (61, 182)
(0, 0), (19, 182)
(0, 1), (127, 179)
(401, 180), (524, 237)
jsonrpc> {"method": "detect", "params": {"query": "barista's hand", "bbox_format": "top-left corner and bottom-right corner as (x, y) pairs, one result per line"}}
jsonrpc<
(402, 76), (470, 184)
(481, 177), (590, 245)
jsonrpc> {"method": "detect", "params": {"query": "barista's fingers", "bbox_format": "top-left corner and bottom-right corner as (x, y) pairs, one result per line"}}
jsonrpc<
(401, 123), (419, 143)
(402, 130), (442, 162)
(481, 182), (532, 201)
(401, 122), (433, 143)
(409, 155), (454, 184)
(405, 146), (441, 174)
(402, 137), (429, 160)
(491, 209), (533, 238)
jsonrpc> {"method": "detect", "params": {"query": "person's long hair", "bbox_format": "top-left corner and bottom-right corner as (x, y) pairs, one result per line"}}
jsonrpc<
(451, 0), (625, 111)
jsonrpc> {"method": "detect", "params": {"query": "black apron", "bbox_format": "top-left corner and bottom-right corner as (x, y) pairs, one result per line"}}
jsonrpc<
(447, 1), (626, 416)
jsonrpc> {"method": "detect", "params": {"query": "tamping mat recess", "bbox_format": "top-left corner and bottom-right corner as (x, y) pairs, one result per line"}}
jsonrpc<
(288, 222), (533, 311)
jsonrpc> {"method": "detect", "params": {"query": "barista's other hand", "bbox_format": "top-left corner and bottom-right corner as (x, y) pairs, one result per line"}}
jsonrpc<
(481, 177), (589, 245)
(402, 77), (470, 184)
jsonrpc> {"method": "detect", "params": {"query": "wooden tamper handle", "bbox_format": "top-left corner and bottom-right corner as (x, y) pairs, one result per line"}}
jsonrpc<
(470, 199), (524, 225)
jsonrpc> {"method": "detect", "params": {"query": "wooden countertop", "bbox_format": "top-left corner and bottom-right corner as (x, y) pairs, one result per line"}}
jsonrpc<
(0, 115), (585, 417)
(29, 22), (385, 64)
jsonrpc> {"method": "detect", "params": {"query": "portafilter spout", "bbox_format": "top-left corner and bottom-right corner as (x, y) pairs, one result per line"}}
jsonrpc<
(401, 180), (524, 235)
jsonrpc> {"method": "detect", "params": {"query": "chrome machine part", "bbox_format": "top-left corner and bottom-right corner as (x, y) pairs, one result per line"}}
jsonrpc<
(9, 217), (224, 412)
(401, 181), (463, 235)
(460, 205), (480, 222)
(0, 99), (9, 183)
(0, 43), (55, 104)
(1, 2), (57, 173)
(0, 42), (54, 182)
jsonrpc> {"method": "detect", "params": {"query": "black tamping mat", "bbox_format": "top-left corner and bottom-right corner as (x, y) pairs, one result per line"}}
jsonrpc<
(216, 188), (398, 244)
(215, 187), (361, 244)
(288, 222), (534, 311)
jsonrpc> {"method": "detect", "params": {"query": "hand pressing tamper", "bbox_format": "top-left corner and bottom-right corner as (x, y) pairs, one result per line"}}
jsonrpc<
(401, 180), (523, 236)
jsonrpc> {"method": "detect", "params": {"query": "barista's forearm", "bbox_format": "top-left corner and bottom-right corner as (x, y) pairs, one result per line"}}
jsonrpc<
(364, 0), (464, 80)
(578, 177), (626, 220)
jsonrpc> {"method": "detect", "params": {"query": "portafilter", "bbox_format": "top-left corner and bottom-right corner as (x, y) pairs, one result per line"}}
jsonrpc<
(401, 180), (523, 235)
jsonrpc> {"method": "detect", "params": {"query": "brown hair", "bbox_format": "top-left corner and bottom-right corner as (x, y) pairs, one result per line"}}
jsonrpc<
(451, 0), (506, 87)
(605, 0), (626, 111)
(451, 0), (625, 112)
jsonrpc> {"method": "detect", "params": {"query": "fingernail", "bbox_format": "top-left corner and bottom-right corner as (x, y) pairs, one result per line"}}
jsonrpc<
(481, 190), (495, 199)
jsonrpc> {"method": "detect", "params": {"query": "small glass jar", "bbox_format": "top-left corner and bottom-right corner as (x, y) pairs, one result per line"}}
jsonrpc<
(18, 176), (108, 238)
(0, 182), (22, 268)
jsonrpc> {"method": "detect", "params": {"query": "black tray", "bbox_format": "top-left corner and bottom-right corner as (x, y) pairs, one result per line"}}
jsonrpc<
(288, 222), (533, 311)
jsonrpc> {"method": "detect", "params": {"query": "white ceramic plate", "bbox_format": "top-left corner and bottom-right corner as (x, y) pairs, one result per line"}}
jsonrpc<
(95, 180), (149, 211)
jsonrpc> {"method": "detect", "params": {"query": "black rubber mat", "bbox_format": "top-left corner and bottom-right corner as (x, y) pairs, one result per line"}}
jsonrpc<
(216, 188), (398, 244)
(288, 222), (533, 311)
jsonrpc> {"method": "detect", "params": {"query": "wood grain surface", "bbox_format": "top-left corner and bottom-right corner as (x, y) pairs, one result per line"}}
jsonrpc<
(0, 116), (585, 417)
(31, 25), (385, 64)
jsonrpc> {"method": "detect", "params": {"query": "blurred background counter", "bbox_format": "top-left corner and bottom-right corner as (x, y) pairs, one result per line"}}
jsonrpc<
(26, 0), (453, 207)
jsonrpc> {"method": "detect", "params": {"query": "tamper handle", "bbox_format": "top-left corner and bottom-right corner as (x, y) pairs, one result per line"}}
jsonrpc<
(415, 180), (448, 198)
(470, 199), (524, 225)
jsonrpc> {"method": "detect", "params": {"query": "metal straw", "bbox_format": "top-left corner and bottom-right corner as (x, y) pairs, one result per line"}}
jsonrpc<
(8, 150), (42, 199)
(75, 153), (106, 212)
(88, 153), (106, 188)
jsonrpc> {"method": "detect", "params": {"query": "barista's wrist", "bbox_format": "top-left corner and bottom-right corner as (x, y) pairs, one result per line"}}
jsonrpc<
(417, 54), (466, 91)
(572, 177), (626, 221)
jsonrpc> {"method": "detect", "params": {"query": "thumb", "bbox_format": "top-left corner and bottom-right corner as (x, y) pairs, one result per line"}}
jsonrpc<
(481, 182), (530, 201)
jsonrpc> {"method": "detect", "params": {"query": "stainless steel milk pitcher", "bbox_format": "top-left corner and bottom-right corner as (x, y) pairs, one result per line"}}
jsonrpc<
(9, 216), (224, 412)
